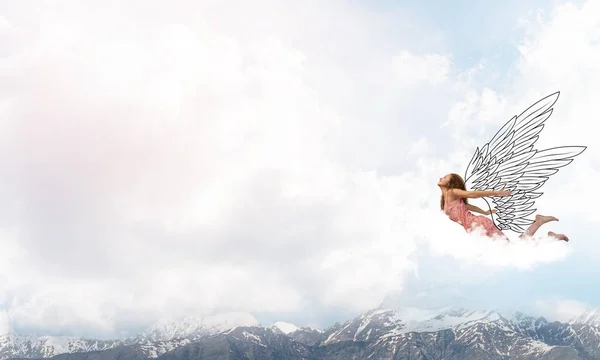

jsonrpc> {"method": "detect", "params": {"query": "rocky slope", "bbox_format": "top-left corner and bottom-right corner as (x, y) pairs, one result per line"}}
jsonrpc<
(6, 306), (600, 360)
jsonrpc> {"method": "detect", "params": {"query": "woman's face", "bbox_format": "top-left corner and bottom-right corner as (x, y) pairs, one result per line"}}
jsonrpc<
(438, 174), (451, 187)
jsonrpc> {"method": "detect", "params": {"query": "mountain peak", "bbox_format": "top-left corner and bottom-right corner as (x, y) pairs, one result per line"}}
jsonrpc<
(571, 308), (600, 326)
(138, 311), (259, 342)
(1, 306), (600, 360)
(271, 321), (299, 334)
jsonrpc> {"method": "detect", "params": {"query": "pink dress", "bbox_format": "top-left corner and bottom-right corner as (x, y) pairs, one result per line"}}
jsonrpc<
(444, 196), (506, 239)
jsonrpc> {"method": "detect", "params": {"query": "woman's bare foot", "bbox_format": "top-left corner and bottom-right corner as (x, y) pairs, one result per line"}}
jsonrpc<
(535, 214), (559, 225)
(548, 231), (569, 242)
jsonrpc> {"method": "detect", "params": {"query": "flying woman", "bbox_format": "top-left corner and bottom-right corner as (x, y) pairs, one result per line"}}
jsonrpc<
(442, 91), (586, 242)
(438, 173), (568, 241)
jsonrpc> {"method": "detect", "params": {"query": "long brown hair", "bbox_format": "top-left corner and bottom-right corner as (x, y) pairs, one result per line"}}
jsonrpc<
(440, 173), (468, 210)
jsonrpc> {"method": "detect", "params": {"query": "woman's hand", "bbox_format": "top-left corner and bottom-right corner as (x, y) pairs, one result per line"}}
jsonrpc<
(495, 189), (512, 197)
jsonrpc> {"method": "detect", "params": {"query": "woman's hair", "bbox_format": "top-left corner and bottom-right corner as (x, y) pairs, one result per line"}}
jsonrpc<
(440, 173), (469, 210)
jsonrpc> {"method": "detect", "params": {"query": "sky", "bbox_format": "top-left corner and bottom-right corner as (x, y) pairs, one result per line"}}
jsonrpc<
(0, 0), (598, 339)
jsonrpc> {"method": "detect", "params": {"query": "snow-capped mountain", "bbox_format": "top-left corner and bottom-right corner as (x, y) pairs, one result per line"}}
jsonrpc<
(0, 312), (260, 360)
(571, 308), (600, 327)
(134, 312), (259, 343)
(4, 306), (600, 359)
(0, 334), (120, 360)
(316, 306), (584, 359)
(320, 306), (503, 345)
(271, 321), (299, 334)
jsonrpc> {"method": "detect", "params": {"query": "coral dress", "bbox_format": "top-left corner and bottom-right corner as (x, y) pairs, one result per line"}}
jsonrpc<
(444, 196), (506, 238)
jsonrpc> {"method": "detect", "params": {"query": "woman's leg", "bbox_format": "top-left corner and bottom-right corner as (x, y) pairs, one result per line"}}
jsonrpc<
(519, 214), (568, 241)
(519, 215), (558, 238)
(548, 231), (569, 242)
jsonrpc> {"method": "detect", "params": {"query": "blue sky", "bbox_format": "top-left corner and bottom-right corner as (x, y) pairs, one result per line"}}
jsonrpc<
(372, 0), (551, 68)
(0, 0), (599, 338)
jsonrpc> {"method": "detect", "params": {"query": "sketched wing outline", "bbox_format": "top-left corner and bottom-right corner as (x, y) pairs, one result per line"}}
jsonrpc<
(463, 91), (587, 233)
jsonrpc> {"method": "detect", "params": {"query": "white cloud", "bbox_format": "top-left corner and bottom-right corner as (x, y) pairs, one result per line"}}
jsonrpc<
(0, 0), (457, 337)
(392, 51), (451, 87)
(534, 299), (590, 322)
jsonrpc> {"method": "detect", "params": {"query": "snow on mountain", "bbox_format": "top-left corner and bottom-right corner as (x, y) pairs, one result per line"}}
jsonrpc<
(362, 307), (577, 359)
(110, 312), (260, 359)
(138, 338), (192, 359)
(389, 307), (499, 334)
(3, 306), (600, 360)
(571, 308), (600, 327)
(309, 306), (589, 360)
(0, 334), (120, 360)
(0, 312), (260, 360)
(322, 305), (505, 345)
(271, 321), (300, 334)
(506, 311), (551, 338)
(136, 311), (259, 343)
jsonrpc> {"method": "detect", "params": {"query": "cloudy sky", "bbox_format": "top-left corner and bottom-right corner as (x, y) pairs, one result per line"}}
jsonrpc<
(0, 0), (598, 339)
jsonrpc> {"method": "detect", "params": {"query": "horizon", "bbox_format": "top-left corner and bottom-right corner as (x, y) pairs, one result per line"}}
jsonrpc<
(1, 302), (596, 340)
(2, 296), (599, 340)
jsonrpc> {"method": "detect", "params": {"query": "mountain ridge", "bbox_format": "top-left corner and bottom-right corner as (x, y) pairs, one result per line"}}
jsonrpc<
(3, 305), (599, 360)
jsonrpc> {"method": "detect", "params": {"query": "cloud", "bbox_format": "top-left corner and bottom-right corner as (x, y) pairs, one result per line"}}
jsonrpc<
(0, 0), (462, 337)
(392, 51), (451, 87)
(534, 299), (590, 322)
(416, 210), (571, 270)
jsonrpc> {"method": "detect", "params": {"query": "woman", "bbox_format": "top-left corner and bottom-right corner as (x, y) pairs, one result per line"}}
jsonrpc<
(438, 173), (569, 242)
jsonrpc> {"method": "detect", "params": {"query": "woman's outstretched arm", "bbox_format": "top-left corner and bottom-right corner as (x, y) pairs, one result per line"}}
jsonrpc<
(451, 188), (511, 199)
(467, 204), (497, 215)
(467, 203), (487, 215)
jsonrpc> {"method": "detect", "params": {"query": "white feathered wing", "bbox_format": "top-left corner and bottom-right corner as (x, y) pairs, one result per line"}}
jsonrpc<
(464, 92), (586, 233)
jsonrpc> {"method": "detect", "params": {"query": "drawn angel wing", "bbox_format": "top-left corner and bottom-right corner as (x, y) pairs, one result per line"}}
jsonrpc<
(464, 91), (586, 233)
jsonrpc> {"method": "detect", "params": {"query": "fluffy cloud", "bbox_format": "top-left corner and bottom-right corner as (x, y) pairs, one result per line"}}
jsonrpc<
(534, 299), (590, 322)
(0, 0), (457, 336)
(0, 0), (598, 338)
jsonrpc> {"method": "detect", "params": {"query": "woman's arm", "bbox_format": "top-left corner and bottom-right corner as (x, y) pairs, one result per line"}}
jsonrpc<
(467, 203), (487, 215)
(466, 204), (497, 215)
(451, 188), (511, 199)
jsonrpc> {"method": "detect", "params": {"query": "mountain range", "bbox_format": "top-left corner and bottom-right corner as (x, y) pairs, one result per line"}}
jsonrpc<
(3, 306), (600, 360)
